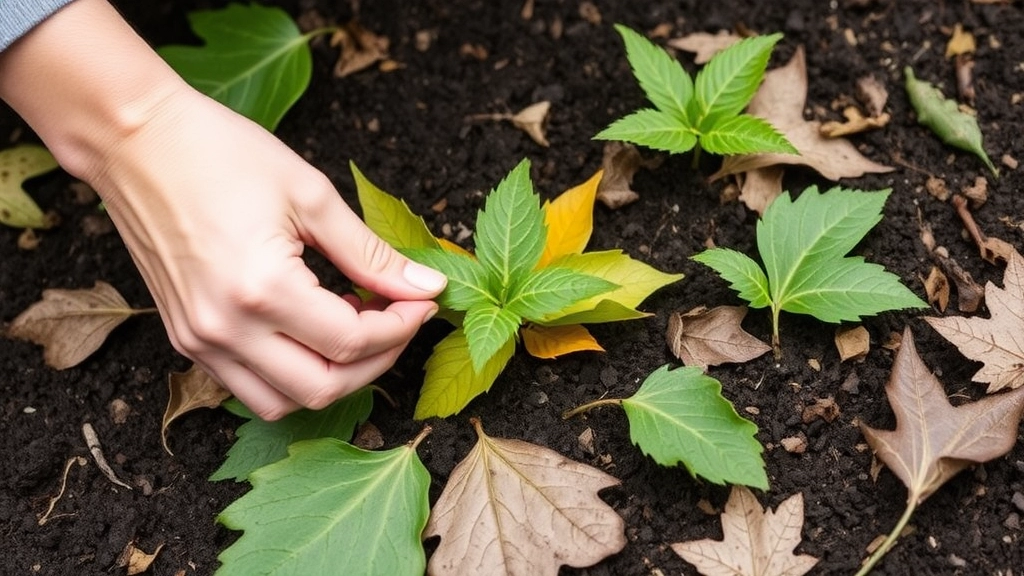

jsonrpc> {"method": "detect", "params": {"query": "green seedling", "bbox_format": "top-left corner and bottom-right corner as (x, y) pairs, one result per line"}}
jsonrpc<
(595, 25), (796, 167)
(565, 364), (767, 489)
(693, 185), (927, 355)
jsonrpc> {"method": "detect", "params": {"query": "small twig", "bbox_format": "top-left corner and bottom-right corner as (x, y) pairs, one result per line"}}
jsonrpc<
(952, 194), (986, 249)
(38, 456), (86, 525)
(82, 423), (132, 490)
(562, 398), (623, 420)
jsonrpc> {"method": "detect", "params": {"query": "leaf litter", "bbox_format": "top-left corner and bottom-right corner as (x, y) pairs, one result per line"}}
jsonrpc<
(161, 364), (232, 455)
(666, 305), (771, 370)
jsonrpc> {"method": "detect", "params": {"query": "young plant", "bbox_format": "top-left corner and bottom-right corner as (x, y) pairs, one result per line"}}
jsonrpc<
(692, 185), (927, 354)
(595, 25), (796, 166)
(354, 159), (682, 418)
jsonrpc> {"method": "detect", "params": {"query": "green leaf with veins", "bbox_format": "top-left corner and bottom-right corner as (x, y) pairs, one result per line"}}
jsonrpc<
(505, 267), (617, 321)
(210, 390), (373, 482)
(216, 435), (430, 576)
(700, 114), (797, 156)
(692, 33), (782, 130)
(693, 186), (927, 352)
(474, 159), (546, 294)
(594, 109), (699, 154)
(403, 247), (495, 311)
(352, 162), (439, 251)
(158, 4), (327, 132)
(415, 328), (515, 419)
(463, 303), (521, 371)
(612, 24), (692, 122)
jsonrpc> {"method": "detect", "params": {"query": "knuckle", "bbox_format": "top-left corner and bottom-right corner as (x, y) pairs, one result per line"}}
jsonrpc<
(254, 404), (292, 422)
(362, 234), (400, 275)
(301, 384), (343, 411)
(324, 330), (368, 364)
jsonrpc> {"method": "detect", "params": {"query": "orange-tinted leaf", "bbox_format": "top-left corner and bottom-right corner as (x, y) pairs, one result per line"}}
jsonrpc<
(537, 171), (601, 268)
(438, 237), (474, 258)
(521, 324), (604, 359)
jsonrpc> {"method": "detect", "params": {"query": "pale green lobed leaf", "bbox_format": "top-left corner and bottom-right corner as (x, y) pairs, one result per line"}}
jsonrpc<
(594, 109), (697, 153)
(700, 113), (797, 156)
(691, 248), (771, 309)
(415, 328), (515, 419)
(693, 33), (783, 131)
(351, 162), (439, 251)
(613, 24), (693, 122)
(622, 365), (767, 489)
(504, 267), (617, 322)
(216, 437), (430, 576)
(0, 144), (59, 229)
(403, 247), (496, 311)
(463, 304), (520, 372)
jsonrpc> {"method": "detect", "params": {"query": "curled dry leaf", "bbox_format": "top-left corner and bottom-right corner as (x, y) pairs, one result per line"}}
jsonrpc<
(7, 281), (153, 369)
(672, 486), (819, 576)
(596, 141), (658, 209)
(736, 165), (785, 215)
(162, 364), (232, 455)
(925, 249), (1024, 392)
(511, 101), (551, 147)
(819, 106), (890, 138)
(667, 30), (742, 64)
(666, 305), (771, 370)
(0, 144), (60, 229)
(710, 46), (893, 184)
(922, 266), (950, 312)
(116, 540), (165, 576)
(426, 418), (626, 576)
(835, 325), (870, 362)
(331, 21), (389, 78)
(855, 74), (888, 117)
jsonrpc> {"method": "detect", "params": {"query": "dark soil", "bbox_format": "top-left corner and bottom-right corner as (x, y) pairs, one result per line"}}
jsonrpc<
(3, 0), (1024, 574)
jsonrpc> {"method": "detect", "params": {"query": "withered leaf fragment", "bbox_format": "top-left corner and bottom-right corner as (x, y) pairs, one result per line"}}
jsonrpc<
(666, 306), (771, 370)
(672, 486), (819, 576)
(331, 21), (389, 78)
(835, 325), (870, 362)
(819, 106), (890, 138)
(667, 30), (742, 64)
(7, 281), (154, 369)
(115, 540), (165, 576)
(926, 249), (1024, 392)
(426, 418), (625, 576)
(510, 101), (551, 147)
(922, 266), (950, 312)
(596, 141), (657, 209)
(162, 364), (232, 454)
(855, 74), (888, 117)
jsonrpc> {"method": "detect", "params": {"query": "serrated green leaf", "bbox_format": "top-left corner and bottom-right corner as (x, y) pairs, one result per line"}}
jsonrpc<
(216, 436), (430, 576)
(613, 24), (693, 122)
(415, 328), (515, 419)
(594, 109), (698, 153)
(352, 162), (440, 251)
(403, 247), (496, 311)
(210, 390), (373, 482)
(693, 33), (782, 130)
(0, 144), (59, 229)
(905, 66), (997, 175)
(691, 248), (771, 309)
(700, 113), (797, 155)
(504, 267), (617, 321)
(621, 365), (767, 489)
(474, 160), (546, 293)
(463, 304), (520, 372)
(540, 250), (683, 323)
(158, 4), (316, 131)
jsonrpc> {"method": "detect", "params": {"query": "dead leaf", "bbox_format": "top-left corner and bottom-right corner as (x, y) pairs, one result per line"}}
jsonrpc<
(161, 364), (231, 454)
(802, 397), (840, 424)
(835, 325), (870, 362)
(115, 540), (164, 576)
(672, 486), (819, 576)
(737, 166), (784, 215)
(667, 306), (771, 371)
(667, 30), (742, 64)
(952, 194), (1015, 264)
(861, 327), (1024, 504)
(596, 141), (660, 209)
(331, 22), (389, 78)
(710, 46), (893, 183)
(510, 101), (551, 147)
(820, 106), (890, 137)
(923, 266), (950, 312)
(522, 323), (604, 359)
(925, 249), (1024, 392)
(962, 176), (987, 208)
(426, 418), (626, 575)
(7, 281), (152, 369)
(945, 24), (976, 58)
(855, 74), (889, 117)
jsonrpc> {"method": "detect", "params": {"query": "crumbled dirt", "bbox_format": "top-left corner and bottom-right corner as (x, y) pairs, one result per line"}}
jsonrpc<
(3, 1), (1023, 574)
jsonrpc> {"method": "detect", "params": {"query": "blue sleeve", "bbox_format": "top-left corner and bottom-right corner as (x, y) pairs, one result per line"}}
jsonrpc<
(1, 0), (78, 51)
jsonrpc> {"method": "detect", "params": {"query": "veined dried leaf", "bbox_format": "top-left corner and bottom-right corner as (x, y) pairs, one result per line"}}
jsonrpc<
(667, 30), (742, 64)
(0, 144), (60, 229)
(162, 365), (232, 455)
(923, 266), (950, 312)
(522, 324), (604, 359)
(672, 486), (819, 576)
(511, 101), (551, 147)
(7, 281), (153, 369)
(596, 141), (649, 210)
(666, 306), (771, 370)
(538, 170), (600, 267)
(426, 418), (626, 576)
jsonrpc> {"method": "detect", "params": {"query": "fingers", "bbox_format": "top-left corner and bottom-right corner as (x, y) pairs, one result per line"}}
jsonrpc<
(205, 361), (299, 421)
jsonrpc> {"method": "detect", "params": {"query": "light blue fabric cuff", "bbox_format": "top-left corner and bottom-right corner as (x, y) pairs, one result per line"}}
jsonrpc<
(1, 0), (78, 51)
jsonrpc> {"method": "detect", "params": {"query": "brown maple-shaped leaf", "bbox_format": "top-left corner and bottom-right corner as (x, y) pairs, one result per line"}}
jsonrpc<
(925, 248), (1024, 392)
(672, 486), (819, 576)
(710, 46), (893, 184)
(666, 306), (771, 370)
(425, 418), (625, 576)
(162, 364), (231, 455)
(7, 281), (155, 369)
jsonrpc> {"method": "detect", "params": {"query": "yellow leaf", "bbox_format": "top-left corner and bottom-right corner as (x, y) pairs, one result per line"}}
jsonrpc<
(0, 144), (59, 229)
(438, 237), (473, 258)
(537, 170), (602, 267)
(521, 324), (604, 359)
(414, 328), (514, 419)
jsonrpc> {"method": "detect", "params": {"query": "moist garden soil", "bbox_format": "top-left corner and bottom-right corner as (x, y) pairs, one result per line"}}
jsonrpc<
(3, 0), (1024, 574)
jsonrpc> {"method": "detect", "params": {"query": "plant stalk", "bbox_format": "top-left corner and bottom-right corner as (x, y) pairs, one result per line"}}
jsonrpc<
(691, 141), (703, 170)
(854, 498), (918, 576)
(562, 398), (623, 420)
(771, 305), (782, 359)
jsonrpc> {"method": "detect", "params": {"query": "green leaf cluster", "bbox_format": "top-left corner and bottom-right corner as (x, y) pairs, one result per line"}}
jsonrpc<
(693, 185), (927, 352)
(595, 25), (796, 159)
(158, 4), (331, 132)
(405, 160), (617, 373)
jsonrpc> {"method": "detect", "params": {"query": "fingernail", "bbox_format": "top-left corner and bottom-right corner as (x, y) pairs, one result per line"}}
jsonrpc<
(404, 261), (447, 292)
(423, 305), (439, 324)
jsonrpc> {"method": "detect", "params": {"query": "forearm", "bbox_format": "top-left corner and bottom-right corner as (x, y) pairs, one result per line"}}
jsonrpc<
(0, 0), (188, 181)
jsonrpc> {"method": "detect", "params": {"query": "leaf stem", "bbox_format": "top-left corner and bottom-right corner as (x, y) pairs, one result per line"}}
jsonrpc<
(368, 385), (398, 409)
(303, 26), (341, 41)
(408, 425), (432, 450)
(562, 398), (623, 420)
(855, 498), (918, 576)
(691, 141), (703, 170)
(771, 305), (782, 359)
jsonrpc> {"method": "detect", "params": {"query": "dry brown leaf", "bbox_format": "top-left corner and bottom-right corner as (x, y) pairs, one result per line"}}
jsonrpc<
(672, 486), (819, 576)
(945, 24), (976, 58)
(710, 46), (893, 183)
(819, 106), (891, 137)
(925, 249), (1024, 392)
(331, 22), (389, 78)
(667, 30), (742, 64)
(596, 141), (643, 209)
(7, 281), (152, 369)
(962, 176), (988, 208)
(426, 418), (626, 576)
(737, 166), (784, 215)
(802, 397), (840, 424)
(115, 540), (164, 576)
(835, 325), (870, 362)
(666, 306), (771, 370)
(510, 101), (551, 147)
(855, 74), (889, 117)
(161, 364), (231, 455)
(923, 266), (950, 312)
(861, 327), (1024, 503)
